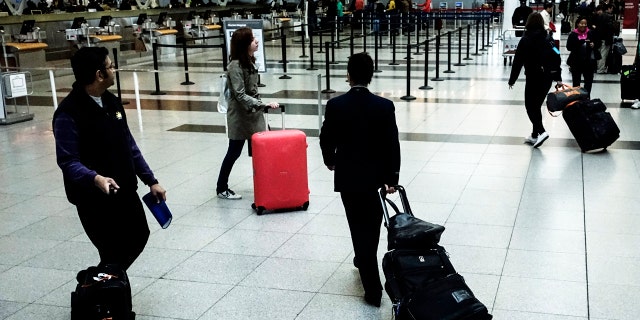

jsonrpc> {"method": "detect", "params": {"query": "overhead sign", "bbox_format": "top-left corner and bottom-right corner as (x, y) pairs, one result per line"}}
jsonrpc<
(223, 19), (266, 73)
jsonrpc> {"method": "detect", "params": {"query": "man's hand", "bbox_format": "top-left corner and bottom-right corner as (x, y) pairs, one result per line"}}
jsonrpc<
(94, 174), (119, 195)
(385, 184), (397, 194)
(150, 183), (167, 202)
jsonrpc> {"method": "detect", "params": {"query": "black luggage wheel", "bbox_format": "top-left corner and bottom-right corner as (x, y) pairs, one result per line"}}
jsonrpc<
(252, 201), (309, 215)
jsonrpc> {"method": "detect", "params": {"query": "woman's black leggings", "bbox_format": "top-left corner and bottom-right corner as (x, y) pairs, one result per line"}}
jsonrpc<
(524, 76), (552, 137)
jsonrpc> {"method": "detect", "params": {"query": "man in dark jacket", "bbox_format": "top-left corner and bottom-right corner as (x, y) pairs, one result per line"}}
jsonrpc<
(320, 52), (401, 308)
(53, 47), (166, 270)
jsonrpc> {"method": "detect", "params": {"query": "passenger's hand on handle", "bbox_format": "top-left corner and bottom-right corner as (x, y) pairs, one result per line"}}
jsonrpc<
(265, 102), (279, 109)
(385, 184), (396, 194)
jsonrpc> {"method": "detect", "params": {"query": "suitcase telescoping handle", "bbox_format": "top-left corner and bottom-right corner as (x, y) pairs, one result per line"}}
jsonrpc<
(378, 185), (415, 227)
(263, 105), (286, 130)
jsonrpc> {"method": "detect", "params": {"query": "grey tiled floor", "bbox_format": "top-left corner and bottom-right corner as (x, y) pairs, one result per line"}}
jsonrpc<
(1, 23), (640, 320)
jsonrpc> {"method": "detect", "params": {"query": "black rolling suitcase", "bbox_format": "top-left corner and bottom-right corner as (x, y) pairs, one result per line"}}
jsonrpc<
(620, 65), (639, 101)
(562, 99), (620, 153)
(71, 264), (135, 320)
(380, 186), (492, 320)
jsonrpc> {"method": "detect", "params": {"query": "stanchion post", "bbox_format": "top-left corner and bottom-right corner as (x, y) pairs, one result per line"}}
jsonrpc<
(401, 43), (416, 101)
(415, 13), (423, 55)
(472, 19), (482, 56)
(444, 31), (454, 73)
(464, 23), (473, 60)
(307, 29), (318, 70)
(350, 26), (355, 57)
(454, 27), (466, 66)
(389, 31), (399, 65)
(181, 38), (195, 85)
(151, 42), (166, 95)
(479, 17), (487, 51)
(280, 32), (291, 79)
(419, 39), (433, 90)
(431, 35), (444, 81)
(330, 28), (337, 64)
(112, 47), (126, 104)
(321, 42), (336, 93)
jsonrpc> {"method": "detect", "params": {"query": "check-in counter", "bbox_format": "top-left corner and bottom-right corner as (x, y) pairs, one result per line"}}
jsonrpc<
(90, 34), (123, 58)
(152, 28), (178, 56)
(201, 24), (222, 46)
(1, 42), (48, 72)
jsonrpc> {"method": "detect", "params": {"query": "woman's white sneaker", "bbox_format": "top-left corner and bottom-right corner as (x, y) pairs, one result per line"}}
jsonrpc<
(217, 189), (242, 200)
(533, 132), (549, 148)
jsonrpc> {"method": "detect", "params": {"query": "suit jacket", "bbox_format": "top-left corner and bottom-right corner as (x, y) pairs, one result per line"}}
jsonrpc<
(320, 86), (401, 192)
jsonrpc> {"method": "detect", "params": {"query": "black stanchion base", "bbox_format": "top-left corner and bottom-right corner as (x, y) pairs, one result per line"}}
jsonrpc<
(121, 100), (130, 105)
(151, 91), (166, 95)
(306, 67), (319, 70)
(471, 53), (483, 56)
(443, 70), (455, 73)
(279, 75), (292, 79)
(389, 62), (400, 66)
(486, 44), (493, 47)
(463, 57), (473, 60)
(453, 63), (466, 66)
(419, 85), (433, 90)
(181, 81), (195, 85)
(403, 57), (414, 60)
(330, 61), (340, 65)
(413, 52), (424, 55)
(299, 55), (309, 58)
(431, 78), (444, 81)
(321, 89), (336, 93)
(374, 69), (382, 73)
(278, 60), (289, 63)
(401, 95), (416, 101)
(258, 83), (266, 87)
(479, 48), (487, 51)
(317, 50), (324, 53)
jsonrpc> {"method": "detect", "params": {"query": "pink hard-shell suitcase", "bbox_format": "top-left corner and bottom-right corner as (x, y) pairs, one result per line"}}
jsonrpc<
(251, 106), (310, 215)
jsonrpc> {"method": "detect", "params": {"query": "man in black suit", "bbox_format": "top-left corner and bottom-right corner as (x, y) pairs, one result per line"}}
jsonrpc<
(319, 52), (401, 307)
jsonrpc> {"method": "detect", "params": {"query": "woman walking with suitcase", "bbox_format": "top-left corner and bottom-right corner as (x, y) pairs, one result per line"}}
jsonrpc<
(508, 12), (563, 148)
(216, 27), (279, 200)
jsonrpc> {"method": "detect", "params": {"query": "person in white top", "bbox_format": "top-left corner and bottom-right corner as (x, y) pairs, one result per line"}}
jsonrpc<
(540, 2), (554, 33)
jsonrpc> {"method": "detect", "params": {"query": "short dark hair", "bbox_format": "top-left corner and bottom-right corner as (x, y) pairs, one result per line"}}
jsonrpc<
(543, 2), (553, 9)
(347, 52), (374, 86)
(71, 47), (110, 86)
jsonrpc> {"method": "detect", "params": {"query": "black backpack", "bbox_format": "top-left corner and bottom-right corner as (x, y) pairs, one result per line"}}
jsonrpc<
(71, 264), (135, 320)
(541, 36), (562, 79)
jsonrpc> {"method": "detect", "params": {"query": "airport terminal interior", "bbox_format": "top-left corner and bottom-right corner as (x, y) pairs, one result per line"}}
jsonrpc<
(1, 7), (640, 320)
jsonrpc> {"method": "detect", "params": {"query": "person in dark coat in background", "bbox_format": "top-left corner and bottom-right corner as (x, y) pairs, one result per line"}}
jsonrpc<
(512, 0), (533, 36)
(53, 47), (167, 270)
(320, 52), (401, 308)
(509, 12), (563, 148)
(566, 15), (600, 93)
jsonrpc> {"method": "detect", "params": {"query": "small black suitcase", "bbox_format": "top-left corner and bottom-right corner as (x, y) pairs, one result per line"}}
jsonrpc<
(71, 264), (135, 320)
(620, 65), (639, 101)
(562, 99), (620, 152)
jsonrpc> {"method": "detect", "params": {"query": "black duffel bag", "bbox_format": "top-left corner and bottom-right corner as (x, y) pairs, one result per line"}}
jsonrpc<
(71, 264), (135, 320)
(380, 185), (445, 250)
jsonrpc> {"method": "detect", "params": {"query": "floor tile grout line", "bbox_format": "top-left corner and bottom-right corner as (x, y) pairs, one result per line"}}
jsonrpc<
(581, 153), (591, 320)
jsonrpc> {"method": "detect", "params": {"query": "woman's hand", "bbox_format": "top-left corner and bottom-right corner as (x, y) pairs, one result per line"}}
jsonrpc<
(266, 102), (279, 109)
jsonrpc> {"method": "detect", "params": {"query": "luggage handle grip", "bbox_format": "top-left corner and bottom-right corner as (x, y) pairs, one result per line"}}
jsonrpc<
(378, 185), (414, 227)
(263, 105), (285, 130)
